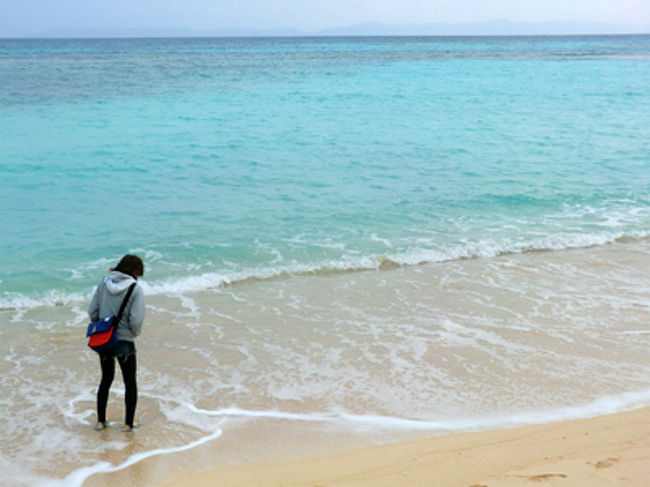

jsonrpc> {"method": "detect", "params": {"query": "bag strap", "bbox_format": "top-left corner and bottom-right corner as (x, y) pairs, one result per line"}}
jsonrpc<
(114, 282), (137, 327)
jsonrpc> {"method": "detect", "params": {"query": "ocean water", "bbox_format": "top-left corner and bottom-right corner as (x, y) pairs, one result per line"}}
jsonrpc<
(1, 35), (649, 486)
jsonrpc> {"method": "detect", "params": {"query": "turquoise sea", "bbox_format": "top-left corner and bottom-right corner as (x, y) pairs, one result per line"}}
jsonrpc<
(1, 36), (649, 486)
(2, 35), (649, 303)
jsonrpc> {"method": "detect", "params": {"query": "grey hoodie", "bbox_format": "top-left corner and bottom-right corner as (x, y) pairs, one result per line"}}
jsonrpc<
(88, 271), (146, 342)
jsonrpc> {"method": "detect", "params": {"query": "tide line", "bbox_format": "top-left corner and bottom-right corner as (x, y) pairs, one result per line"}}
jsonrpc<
(183, 387), (650, 432)
(37, 428), (223, 487)
(41, 388), (650, 487)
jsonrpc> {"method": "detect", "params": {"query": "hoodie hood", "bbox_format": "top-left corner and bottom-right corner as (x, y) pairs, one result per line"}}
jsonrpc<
(104, 271), (137, 295)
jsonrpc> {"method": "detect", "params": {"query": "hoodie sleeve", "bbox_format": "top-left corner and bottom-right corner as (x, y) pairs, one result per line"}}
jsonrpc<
(127, 285), (146, 337)
(88, 285), (100, 321)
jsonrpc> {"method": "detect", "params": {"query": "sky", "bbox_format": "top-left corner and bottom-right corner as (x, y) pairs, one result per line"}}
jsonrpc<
(1, 0), (649, 37)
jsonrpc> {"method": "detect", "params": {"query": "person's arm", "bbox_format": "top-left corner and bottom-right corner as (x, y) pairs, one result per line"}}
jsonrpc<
(128, 285), (146, 336)
(88, 285), (100, 321)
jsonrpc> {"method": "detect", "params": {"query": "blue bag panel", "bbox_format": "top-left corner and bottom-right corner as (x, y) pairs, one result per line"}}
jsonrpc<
(86, 316), (114, 337)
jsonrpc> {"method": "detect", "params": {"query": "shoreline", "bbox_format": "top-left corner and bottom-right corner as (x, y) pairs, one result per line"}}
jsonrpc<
(155, 407), (650, 487)
(3, 235), (649, 314)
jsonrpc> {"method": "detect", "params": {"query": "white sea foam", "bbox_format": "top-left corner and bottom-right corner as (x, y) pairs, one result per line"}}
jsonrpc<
(36, 428), (223, 487)
(370, 233), (393, 247)
(129, 248), (165, 264)
(32, 391), (224, 487)
(195, 232), (649, 294)
(1, 232), (648, 312)
(186, 388), (650, 432)
(0, 289), (88, 313)
(61, 391), (97, 425)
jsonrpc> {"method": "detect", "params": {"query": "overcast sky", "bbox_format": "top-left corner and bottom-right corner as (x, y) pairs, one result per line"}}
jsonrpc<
(1, 0), (649, 37)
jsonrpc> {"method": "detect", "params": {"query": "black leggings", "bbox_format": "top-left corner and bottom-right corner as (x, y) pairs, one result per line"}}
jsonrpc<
(97, 350), (137, 428)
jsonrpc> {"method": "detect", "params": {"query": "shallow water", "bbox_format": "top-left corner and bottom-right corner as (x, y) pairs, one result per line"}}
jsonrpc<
(2, 239), (649, 487)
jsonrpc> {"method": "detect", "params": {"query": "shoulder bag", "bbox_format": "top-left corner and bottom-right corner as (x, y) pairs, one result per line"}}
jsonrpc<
(86, 282), (136, 353)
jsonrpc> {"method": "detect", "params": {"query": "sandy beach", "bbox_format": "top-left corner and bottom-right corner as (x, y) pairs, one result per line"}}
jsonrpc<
(158, 407), (649, 487)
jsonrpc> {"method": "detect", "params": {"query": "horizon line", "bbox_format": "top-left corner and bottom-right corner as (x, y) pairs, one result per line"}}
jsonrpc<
(3, 32), (649, 41)
(3, 19), (649, 40)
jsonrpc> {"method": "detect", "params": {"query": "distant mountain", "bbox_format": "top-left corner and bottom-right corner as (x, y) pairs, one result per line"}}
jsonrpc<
(318, 20), (650, 36)
(15, 19), (650, 39)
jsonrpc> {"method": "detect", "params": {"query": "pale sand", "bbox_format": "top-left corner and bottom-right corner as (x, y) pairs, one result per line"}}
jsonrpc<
(160, 407), (649, 487)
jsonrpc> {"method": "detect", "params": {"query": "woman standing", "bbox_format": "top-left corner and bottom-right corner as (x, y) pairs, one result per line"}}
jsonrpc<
(88, 254), (146, 432)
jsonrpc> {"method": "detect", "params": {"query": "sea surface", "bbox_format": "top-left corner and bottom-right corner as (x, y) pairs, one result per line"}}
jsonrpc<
(1, 35), (649, 486)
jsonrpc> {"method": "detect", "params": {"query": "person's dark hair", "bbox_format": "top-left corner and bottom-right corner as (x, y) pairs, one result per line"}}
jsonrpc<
(111, 254), (144, 279)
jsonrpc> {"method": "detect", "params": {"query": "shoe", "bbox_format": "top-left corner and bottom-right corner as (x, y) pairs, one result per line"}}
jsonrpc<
(120, 422), (141, 432)
(94, 421), (107, 431)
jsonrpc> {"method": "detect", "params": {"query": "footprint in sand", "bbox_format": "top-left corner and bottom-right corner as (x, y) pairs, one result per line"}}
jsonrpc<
(524, 473), (568, 482)
(594, 457), (621, 469)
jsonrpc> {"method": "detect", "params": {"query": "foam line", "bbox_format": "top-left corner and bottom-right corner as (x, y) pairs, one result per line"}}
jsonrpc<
(37, 428), (222, 487)
(182, 403), (336, 422)
(184, 388), (650, 432)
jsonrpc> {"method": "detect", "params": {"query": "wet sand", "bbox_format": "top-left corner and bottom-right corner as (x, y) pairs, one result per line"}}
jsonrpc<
(159, 407), (649, 487)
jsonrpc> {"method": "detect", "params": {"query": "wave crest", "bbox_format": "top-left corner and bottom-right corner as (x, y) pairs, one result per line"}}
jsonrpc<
(2, 231), (648, 311)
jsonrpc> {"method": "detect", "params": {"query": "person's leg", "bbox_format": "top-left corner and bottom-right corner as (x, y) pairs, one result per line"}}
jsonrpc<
(118, 353), (138, 429)
(97, 353), (115, 427)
